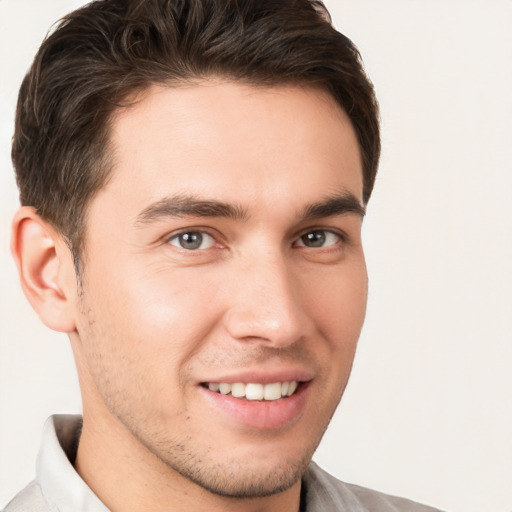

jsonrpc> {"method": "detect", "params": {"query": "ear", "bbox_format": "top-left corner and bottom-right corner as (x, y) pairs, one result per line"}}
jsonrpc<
(11, 206), (78, 333)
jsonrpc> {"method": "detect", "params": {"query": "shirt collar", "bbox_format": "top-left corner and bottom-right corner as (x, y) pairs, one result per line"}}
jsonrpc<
(36, 414), (356, 512)
(37, 415), (110, 512)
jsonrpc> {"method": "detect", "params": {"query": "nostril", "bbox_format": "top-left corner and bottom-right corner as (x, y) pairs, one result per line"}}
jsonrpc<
(223, 304), (307, 348)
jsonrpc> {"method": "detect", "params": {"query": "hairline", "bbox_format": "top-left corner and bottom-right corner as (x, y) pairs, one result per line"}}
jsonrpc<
(72, 75), (364, 276)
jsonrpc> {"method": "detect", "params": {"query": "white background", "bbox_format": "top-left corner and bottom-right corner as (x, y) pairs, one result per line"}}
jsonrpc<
(1, 1), (511, 511)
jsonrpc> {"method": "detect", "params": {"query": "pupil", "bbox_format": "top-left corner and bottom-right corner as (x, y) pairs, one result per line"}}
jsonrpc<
(180, 232), (202, 250)
(303, 231), (325, 247)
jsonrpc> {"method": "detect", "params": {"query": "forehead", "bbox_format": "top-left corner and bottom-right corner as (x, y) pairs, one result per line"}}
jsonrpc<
(96, 81), (363, 220)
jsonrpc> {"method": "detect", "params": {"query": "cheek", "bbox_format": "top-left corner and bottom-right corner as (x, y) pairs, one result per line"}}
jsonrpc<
(78, 261), (223, 394)
(304, 264), (367, 410)
(303, 259), (368, 345)
(75, 283), (215, 426)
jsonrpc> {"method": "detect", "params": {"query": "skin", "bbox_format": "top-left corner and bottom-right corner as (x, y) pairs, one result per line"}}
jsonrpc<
(12, 81), (368, 512)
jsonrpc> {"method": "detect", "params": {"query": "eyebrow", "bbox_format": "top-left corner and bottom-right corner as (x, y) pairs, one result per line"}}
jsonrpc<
(135, 194), (248, 225)
(299, 192), (366, 221)
(134, 191), (365, 227)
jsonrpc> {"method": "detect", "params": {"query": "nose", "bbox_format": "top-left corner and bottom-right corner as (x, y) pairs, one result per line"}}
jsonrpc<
(222, 251), (312, 348)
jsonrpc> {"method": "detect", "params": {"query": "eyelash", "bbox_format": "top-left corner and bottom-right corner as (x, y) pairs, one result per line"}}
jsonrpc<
(166, 228), (346, 252)
(167, 230), (219, 251)
(293, 229), (346, 249)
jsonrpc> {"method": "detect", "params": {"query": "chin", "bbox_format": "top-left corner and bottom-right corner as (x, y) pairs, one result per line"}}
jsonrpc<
(168, 453), (311, 499)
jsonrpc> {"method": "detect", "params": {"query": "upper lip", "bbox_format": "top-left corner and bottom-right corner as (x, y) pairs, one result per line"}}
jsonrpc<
(199, 368), (314, 385)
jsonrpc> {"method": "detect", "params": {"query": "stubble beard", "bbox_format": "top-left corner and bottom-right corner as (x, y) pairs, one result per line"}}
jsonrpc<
(106, 378), (341, 500)
(76, 289), (343, 500)
(119, 411), (332, 500)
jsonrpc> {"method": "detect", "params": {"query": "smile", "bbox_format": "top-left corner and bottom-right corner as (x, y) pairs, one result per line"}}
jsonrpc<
(204, 381), (299, 400)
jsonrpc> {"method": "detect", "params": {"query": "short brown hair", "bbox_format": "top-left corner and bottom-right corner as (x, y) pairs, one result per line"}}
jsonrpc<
(12, 0), (380, 269)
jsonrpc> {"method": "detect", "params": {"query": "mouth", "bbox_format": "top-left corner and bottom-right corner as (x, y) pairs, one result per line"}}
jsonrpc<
(201, 381), (299, 401)
(199, 378), (310, 429)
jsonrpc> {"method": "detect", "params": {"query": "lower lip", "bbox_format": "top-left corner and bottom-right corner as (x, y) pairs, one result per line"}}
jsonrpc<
(199, 383), (310, 430)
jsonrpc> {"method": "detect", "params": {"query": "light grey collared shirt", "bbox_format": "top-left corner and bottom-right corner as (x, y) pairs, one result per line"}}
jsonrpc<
(3, 415), (444, 512)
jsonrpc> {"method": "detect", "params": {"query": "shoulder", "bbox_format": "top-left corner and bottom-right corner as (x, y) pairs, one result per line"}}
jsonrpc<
(303, 462), (445, 512)
(3, 481), (58, 512)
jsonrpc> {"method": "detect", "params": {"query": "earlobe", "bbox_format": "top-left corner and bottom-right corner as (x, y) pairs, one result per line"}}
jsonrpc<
(11, 206), (77, 333)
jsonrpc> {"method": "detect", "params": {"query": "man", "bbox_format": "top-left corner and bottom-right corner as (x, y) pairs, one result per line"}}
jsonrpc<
(5, 0), (443, 511)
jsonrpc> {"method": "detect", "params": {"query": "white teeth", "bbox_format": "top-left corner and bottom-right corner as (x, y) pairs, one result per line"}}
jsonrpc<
(205, 381), (299, 400)
(264, 382), (282, 401)
(219, 383), (231, 395)
(231, 382), (246, 398)
(287, 380), (298, 396)
(245, 383), (264, 400)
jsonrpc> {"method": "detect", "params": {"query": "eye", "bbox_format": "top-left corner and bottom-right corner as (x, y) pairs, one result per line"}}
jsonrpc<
(295, 230), (341, 248)
(168, 231), (216, 251)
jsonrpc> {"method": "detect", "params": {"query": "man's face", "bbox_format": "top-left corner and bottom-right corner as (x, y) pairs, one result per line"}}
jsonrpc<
(72, 81), (367, 498)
